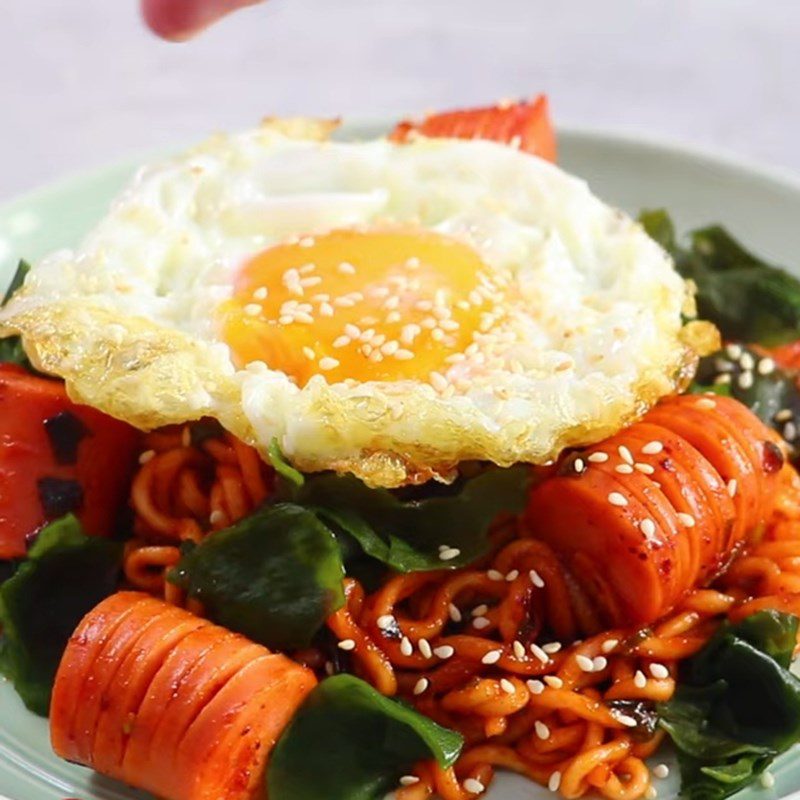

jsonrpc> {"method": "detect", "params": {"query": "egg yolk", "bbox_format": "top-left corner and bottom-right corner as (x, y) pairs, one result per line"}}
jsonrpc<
(222, 229), (502, 386)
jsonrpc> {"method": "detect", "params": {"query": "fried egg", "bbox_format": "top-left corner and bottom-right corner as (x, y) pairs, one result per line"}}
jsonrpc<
(0, 119), (715, 487)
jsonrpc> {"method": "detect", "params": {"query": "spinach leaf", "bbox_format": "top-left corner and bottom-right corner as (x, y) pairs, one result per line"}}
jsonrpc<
(0, 515), (122, 716)
(659, 611), (800, 800)
(267, 438), (305, 489)
(640, 210), (800, 345)
(0, 260), (32, 368)
(268, 674), (463, 800)
(168, 503), (345, 650)
(294, 465), (530, 571)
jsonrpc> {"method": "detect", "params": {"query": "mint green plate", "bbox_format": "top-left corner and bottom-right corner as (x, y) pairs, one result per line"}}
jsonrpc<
(2, 119), (800, 800)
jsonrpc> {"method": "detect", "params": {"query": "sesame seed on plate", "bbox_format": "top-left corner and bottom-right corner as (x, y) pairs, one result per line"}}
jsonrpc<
(543, 642), (562, 654)
(726, 343), (743, 359)
(209, 509), (225, 526)
(573, 458), (586, 473)
(527, 679), (545, 694)
(696, 397), (717, 410)
(473, 617), (491, 630)
(302, 346), (316, 361)
(530, 643), (549, 664)
(464, 778), (485, 795)
(319, 302), (334, 317)
(535, 720), (551, 740)
(576, 654), (594, 672)
(253, 286), (268, 300)
(332, 335), (350, 348)
(588, 452), (609, 463)
(677, 513), (696, 528)
(505, 569), (520, 582)
(776, 408), (794, 422)
(530, 569), (545, 588)
(635, 463), (655, 475)
(544, 675), (564, 689)
(487, 569), (504, 581)
(601, 638), (619, 653)
(616, 463), (634, 474)
(634, 670), (647, 689)
(758, 357), (776, 375)
(639, 518), (657, 539)
(481, 649), (503, 665)
(653, 764), (670, 780)
(338, 639), (356, 651)
(439, 547), (461, 561)
(471, 604), (489, 617)
(727, 478), (738, 497)
(319, 357), (339, 371)
(650, 663), (669, 679)
(618, 445), (634, 464)
(614, 712), (638, 727)
(548, 771), (562, 792)
(784, 422), (798, 441)
(418, 639), (433, 659)
(400, 775), (420, 787)
(740, 352), (755, 371)
(413, 678), (429, 695)
(593, 656), (608, 671)
(608, 492), (628, 507)
(448, 604), (462, 623)
(434, 645), (455, 659)
(738, 371), (754, 389)
(338, 261), (356, 275)
(500, 678), (516, 694)
(376, 615), (395, 630)
(513, 640), (527, 659)
(244, 303), (262, 316)
(394, 349), (415, 361)
(642, 441), (664, 455)
(400, 637), (413, 656)
(138, 449), (155, 465)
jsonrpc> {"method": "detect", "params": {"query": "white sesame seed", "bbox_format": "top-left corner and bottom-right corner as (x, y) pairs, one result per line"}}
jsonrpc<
(543, 643), (562, 655)
(726, 343), (743, 359)
(338, 261), (356, 275)
(430, 371), (450, 393)
(634, 670), (647, 689)
(405, 257), (421, 270)
(645, 785), (658, 799)
(639, 519), (657, 539)
(209, 509), (225, 526)
(332, 335), (351, 348)
(576, 654), (595, 672)
(544, 675), (564, 688)
(653, 764), (670, 780)
(760, 771), (775, 789)
(618, 445), (634, 464)
(776, 409), (794, 422)
(253, 286), (268, 300)
(714, 373), (732, 385)
(696, 397), (717, 410)
(527, 679), (545, 694)
(548, 771), (562, 792)
(400, 775), (420, 787)
(573, 458), (585, 473)
(635, 463), (656, 475)
(338, 639), (356, 651)
(300, 276), (322, 288)
(244, 303), (262, 316)
(381, 340), (400, 356)
(138, 449), (156, 464)
(727, 478), (738, 497)
(301, 346), (315, 361)
(319, 302), (334, 317)
(419, 639), (433, 659)
(472, 617), (491, 630)
(294, 312), (314, 324)
(413, 678), (429, 696)
(393, 349), (415, 361)
(535, 720), (551, 740)
(318, 357), (339, 371)
(505, 569), (520, 582)
(529, 569), (545, 588)
(614, 712), (638, 728)
(530, 643), (549, 664)
(608, 492), (628, 507)
(376, 615), (395, 630)
(738, 371), (754, 389)
(487, 569), (504, 581)
(472, 604), (489, 617)
(434, 645), (455, 659)
(439, 547), (461, 561)
(642, 441), (664, 455)
(513, 640), (527, 660)
(385, 311), (402, 324)
(464, 778), (485, 795)
(601, 638), (619, 653)
(481, 649), (503, 665)
(400, 637), (413, 657)
(588, 452), (609, 463)
(500, 678), (516, 694)
(740, 352), (755, 371)
(615, 463), (634, 474)
(677, 512), (696, 528)
(784, 422), (798, 441)
(447, 604), (462, 624)
(593, 656), (608, 671)
(649, 663), (669, 679)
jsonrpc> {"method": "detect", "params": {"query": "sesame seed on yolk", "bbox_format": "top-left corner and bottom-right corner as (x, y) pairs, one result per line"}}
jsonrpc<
(222, 228), (501, 386)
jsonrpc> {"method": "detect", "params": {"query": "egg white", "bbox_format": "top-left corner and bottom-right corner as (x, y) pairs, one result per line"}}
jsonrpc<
(0, 120), (715, 487)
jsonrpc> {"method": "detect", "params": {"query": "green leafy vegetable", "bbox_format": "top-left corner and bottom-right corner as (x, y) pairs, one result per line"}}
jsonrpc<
(268, 438), (305, 489)
(294, 465), (530, 571)
(268, 674), (463, 800)
(659, 610), (800, 800)
(0, 260), (32, 368)
(0, 515), (122, 716)
(168, 503), (345, 650)
(640, 210), (800, 345)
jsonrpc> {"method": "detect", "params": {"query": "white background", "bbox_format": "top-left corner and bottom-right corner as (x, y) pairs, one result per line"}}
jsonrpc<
(2, 0), (799, 200)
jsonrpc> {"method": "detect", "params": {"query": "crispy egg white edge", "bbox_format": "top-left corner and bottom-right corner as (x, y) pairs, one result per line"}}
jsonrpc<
(0, 126), (713, 487)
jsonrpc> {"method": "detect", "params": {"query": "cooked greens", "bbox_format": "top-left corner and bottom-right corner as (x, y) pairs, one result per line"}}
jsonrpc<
(268, 674), (463, 800)
(640, 210), (800, 345)
(0, 514), (122, 715)
(0, 260), (32, 368)
(168, 503), (346, 650)
(659, 611), (800, 800)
